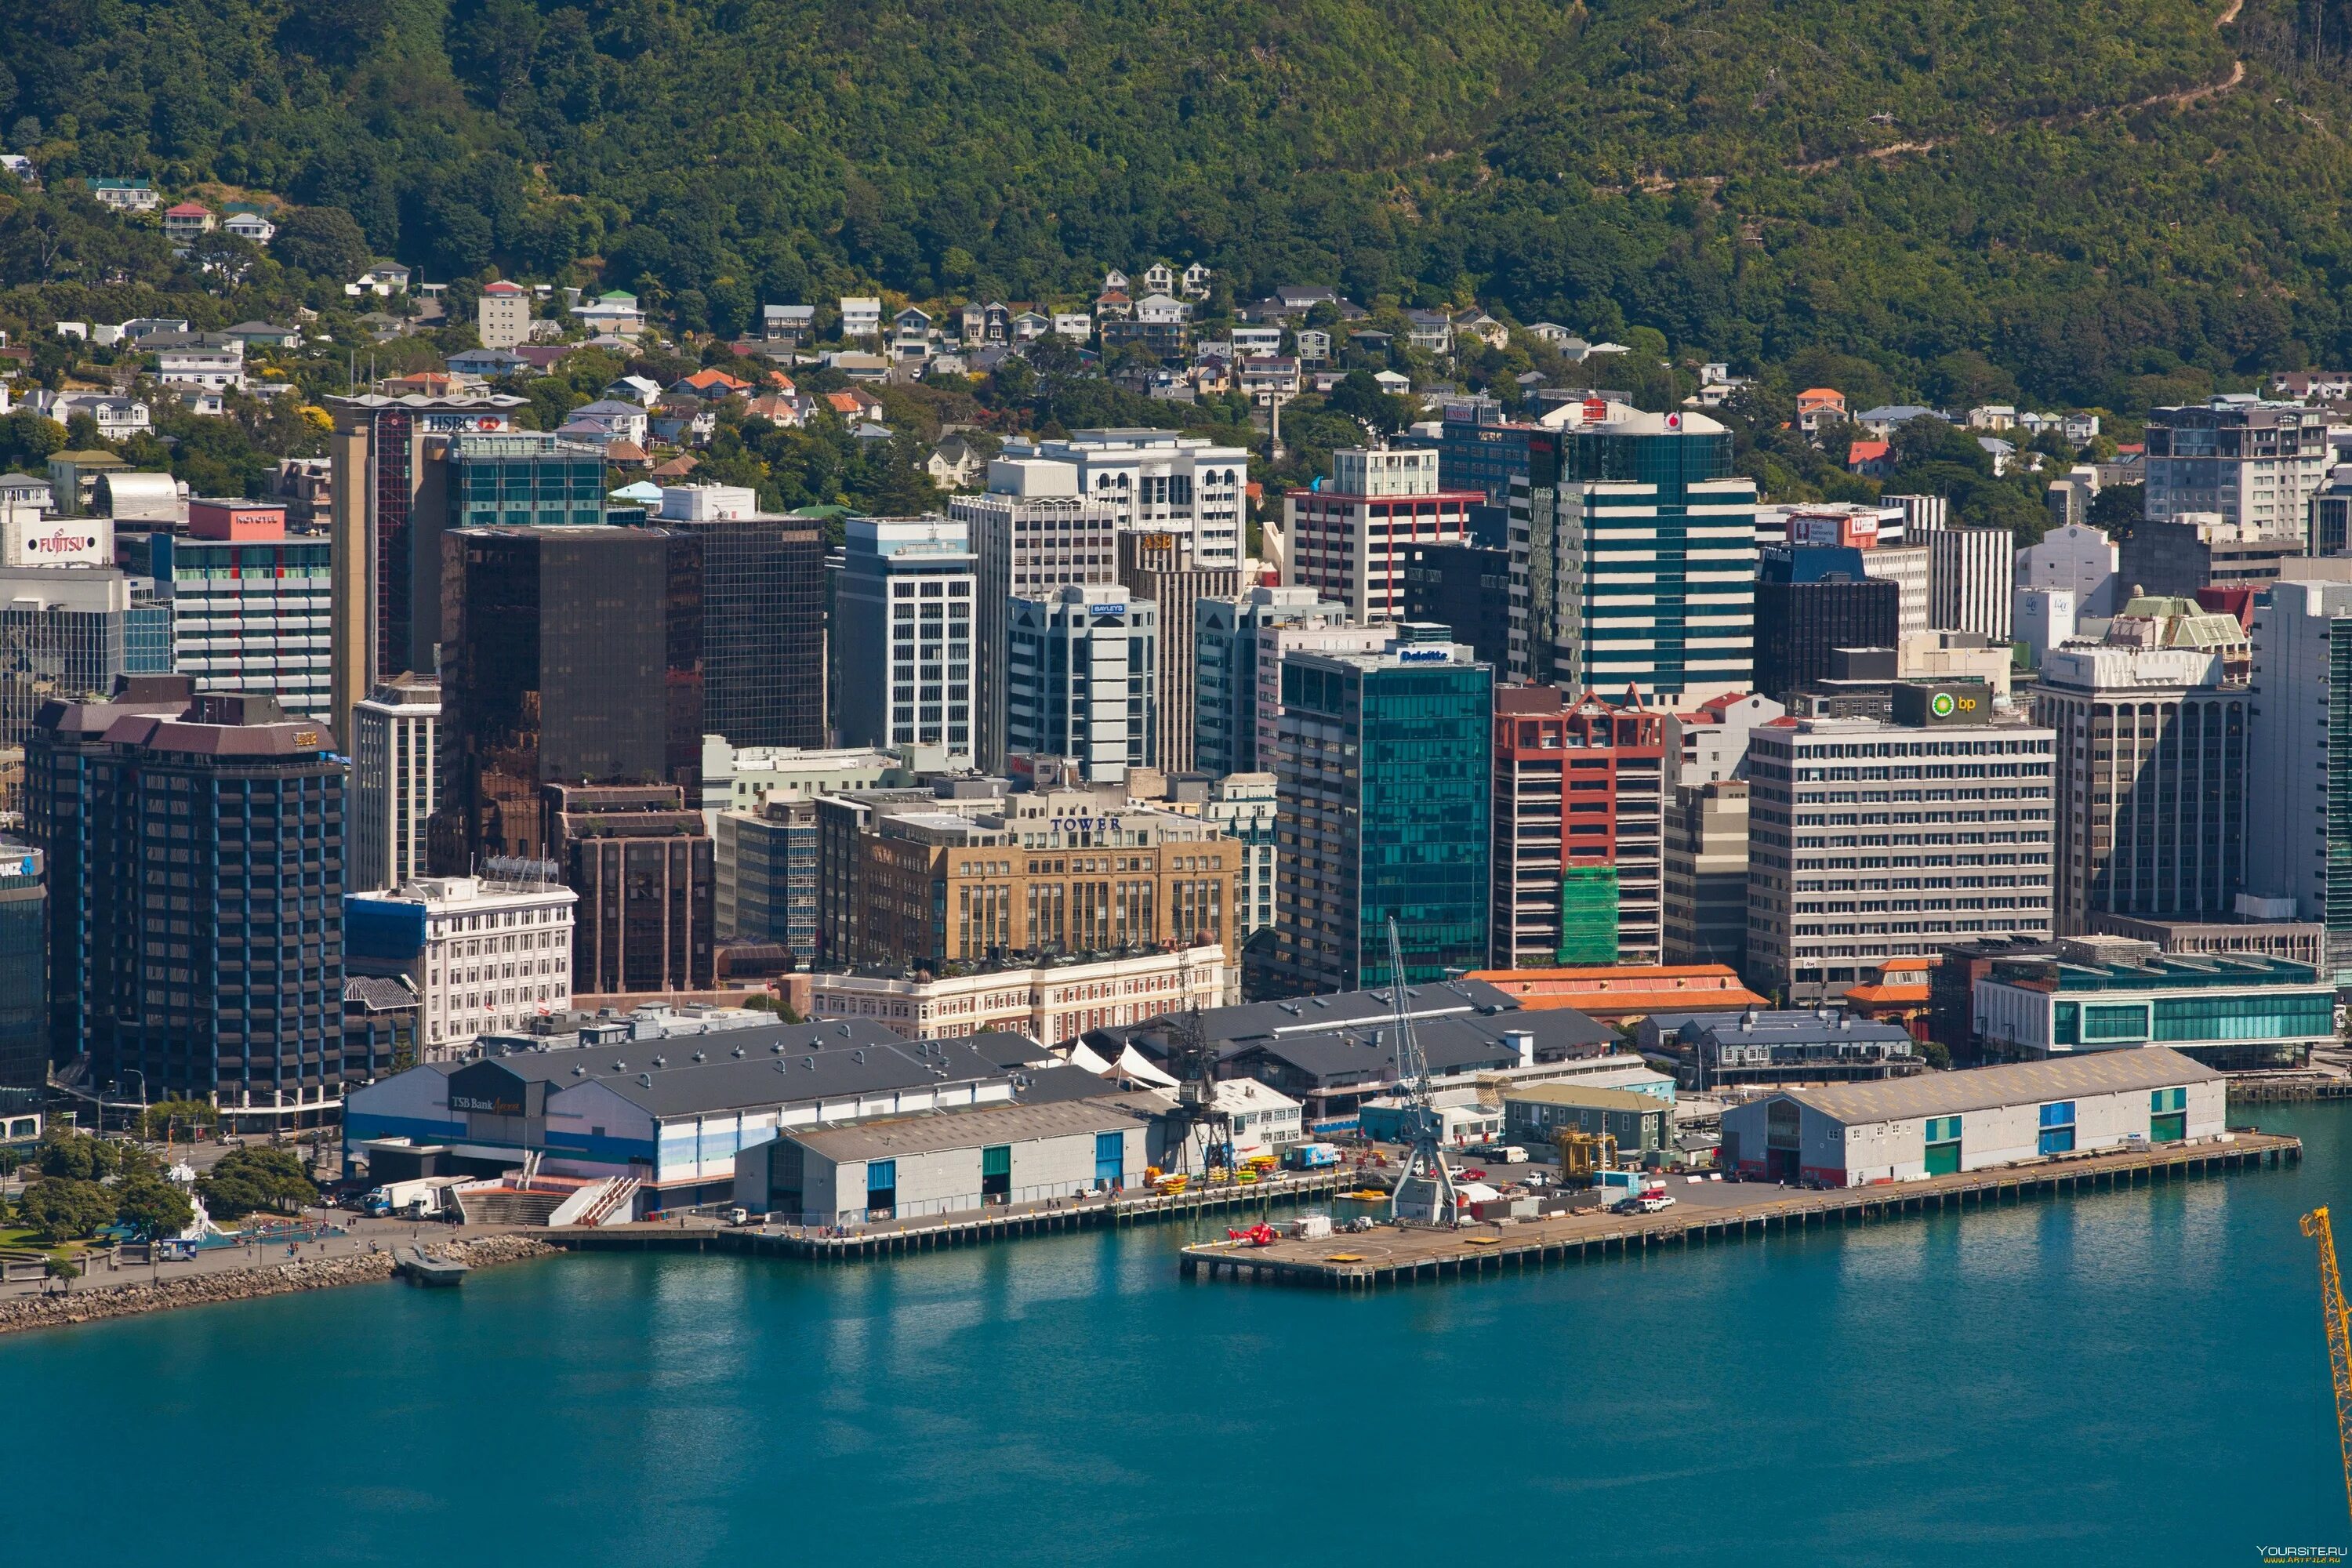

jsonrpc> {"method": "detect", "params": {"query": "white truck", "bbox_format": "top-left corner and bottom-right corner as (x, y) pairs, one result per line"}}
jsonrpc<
(365, 1177), (462, 1219)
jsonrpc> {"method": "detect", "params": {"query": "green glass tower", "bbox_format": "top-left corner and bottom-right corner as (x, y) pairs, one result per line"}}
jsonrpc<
(1270, 641), (1492, 993)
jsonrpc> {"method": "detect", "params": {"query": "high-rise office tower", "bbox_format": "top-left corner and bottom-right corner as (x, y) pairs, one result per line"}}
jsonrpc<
(836, 517), (977, 768)
(1754, 545), (1901, 703)
(23, 675), (194, 1068)
(442, 524), (702, 866)
(2247, 578), (2352, 982)
(1283, 445), (1477, 623)
(326, 394), (530, 728)
(0, 564), (172, 748)
(953, 460), (1122, 770)
(1664, 779), (1751, 969)
(998, 429), (1249, 569)
(655, 485), (824, 750)
(1269, 638), (1492, 993)
(1117, 528), (1236, 775)
(1928, 526), (2016, 644)
(129, 499), (332, 719)
(1508, 407), (1758, 699)
(1203, 773), (1279, 942)
(1746, 687), (2056, 1002)
(0, 842), (43, 1088)
(1403, 543), (1513, 671)
(31, 689), (347, 1120)
(1862, 541), (1933, 641)
(543, 782), (714, 996)
(2032, 595), (2249, 935)
(1004, 584), (1158, 783)
(2144, 394), (2331, 536)
(349, 672), (440, 895)
(1193, 586), (1350, 777)
(716, 798), (819, 956)
(1490, 687), (1666, 967)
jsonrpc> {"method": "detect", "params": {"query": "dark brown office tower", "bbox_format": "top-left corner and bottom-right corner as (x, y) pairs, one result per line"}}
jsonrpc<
(442, 525), (702, 867)
(543, 782), (715, 995)
(662, 513), (826, 748)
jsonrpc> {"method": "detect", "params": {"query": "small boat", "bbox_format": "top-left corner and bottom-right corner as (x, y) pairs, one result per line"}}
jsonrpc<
(393, 1246), (470, 1287)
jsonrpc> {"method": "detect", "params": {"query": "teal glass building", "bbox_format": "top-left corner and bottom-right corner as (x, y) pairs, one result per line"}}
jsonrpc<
(1269, 642), (1492, 994)
(1974, 949), (2336, 1070)
(445, 433), (609, 532)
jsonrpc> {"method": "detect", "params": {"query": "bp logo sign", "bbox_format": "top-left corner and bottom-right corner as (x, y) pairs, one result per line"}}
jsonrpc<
(1930, 691), (1957, 718)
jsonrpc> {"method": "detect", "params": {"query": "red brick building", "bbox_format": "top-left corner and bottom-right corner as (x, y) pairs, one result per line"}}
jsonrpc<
(1490, 687), (1668, 967)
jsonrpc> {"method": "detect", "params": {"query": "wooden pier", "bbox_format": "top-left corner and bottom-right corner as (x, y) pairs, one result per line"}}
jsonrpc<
(2227, 1076), (2352, 1103)
(546, 1168), (1348, 1263)
(1179, 1134), (2303, 1292)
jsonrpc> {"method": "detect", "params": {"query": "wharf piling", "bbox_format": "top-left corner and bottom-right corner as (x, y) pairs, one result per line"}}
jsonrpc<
(546, 1169), (1349, 1263)
(1180, 1133), (2301, 1292)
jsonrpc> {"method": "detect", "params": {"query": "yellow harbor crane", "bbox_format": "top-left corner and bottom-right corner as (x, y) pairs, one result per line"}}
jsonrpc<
(2301, 1206), (2352, 1526)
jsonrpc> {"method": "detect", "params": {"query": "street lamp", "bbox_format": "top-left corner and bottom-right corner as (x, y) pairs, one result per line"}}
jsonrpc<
(119, 1071), (147, 1139)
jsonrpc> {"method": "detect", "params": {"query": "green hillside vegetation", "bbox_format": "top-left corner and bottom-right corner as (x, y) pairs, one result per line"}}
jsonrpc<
(0, 0), (2339, 418)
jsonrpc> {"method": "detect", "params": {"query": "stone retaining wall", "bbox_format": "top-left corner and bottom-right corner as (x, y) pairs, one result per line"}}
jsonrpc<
(0, 1233), (561, 1337)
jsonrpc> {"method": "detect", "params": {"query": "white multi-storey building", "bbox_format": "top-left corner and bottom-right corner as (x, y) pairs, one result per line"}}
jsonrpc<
(999, 428), (1249, 569)
(1928, 526), (2016, 644)
(1283, 445), (1479, 623)
(952, 458), (1123, 769)
(811, 945), (1230, 1042)
(697, 738), (906, 831)
(1193, 586), (1352, 777)
(351, 875), (578, 1056)
(1745, 700), (2056, 1002)
(1203, 772), (1279, 939)
(1004, 584), (1158, 782)
(837, 517), (977, 767)
(349, 673), (439, 895)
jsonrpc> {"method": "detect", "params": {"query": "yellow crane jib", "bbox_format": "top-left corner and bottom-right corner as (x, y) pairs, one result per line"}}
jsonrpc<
(2301, 1206), (2352, 1527)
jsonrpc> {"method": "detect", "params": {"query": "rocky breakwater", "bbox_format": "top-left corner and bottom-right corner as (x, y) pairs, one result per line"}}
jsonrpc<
(0, 1232), (561, 1337)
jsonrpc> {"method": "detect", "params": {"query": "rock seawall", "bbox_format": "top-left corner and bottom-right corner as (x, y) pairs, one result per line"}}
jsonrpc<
(0, 1233), (561, 1337)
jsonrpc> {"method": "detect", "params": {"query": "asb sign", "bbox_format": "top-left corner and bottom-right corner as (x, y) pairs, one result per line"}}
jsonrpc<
(2, 510), (111, 567)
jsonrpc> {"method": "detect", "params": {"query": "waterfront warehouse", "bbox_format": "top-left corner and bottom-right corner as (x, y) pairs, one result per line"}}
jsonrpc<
(1719, 1047), (2224, 1186)
(1969, 936), (2334, 1069)
(1501, 1083), (1671, 1160)
(344, 1020), (1014, 1214)
(735, 1093), (1163, 1225)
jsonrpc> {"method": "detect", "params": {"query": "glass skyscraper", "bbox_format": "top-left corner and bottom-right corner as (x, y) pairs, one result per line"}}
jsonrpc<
(1269, 640), (1492, 994)
(0, 567), (172, 748)
(0, 843), (44, 1088)
(664, 512), (826, 750)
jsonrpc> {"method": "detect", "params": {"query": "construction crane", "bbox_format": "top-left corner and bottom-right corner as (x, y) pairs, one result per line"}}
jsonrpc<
(1160, 952), (1234, 1179)
(2305, 1207), (2352, 1526)
(1382, 916), (1461, 1228)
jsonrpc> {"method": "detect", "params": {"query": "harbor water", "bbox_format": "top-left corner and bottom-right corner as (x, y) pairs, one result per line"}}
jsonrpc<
(9, 1104), (2352, 1566)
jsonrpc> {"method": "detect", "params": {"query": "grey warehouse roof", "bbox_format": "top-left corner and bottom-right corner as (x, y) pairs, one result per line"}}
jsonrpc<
(1780, 1047), (2220, 1125)
(788, 1092), (1165, 1163)
(419, 1018), (1000, 1119)
(1231, 1009), (1613, 1087)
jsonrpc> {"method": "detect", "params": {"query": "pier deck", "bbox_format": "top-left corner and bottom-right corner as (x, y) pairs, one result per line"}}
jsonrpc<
(548, 1168), (1347, 1262)
(1180, 1133), (2302, 1291)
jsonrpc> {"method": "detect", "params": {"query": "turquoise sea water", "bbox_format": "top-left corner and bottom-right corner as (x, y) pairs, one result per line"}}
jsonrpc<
(9, 1106), (2352, 1567)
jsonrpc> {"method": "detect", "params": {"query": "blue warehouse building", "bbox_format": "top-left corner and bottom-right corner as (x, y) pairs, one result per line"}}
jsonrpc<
(343, 1019), (1024, 1215)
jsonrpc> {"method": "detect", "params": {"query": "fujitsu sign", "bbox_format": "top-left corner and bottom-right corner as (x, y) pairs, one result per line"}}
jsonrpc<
(2, 508), (112, 567)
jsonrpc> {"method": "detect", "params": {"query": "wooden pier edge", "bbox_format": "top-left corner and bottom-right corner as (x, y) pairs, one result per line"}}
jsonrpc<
(1180, 1134), (2304, 1294)
(539, 1168), (1350, 1262)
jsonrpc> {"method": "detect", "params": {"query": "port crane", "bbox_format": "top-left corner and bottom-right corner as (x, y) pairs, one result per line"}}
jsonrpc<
(1382, 917), (1462, 1228)
(2303, 1205), (2352, 1526)
(1160, 952), (1234, 1179)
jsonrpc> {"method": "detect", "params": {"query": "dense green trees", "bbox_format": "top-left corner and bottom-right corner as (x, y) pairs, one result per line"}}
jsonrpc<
(1, 0), (2340, 412)
(195, 1146), (316, 1221)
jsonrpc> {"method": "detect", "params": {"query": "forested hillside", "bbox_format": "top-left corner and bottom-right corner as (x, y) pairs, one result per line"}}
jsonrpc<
(2, 0), (2347, 405)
